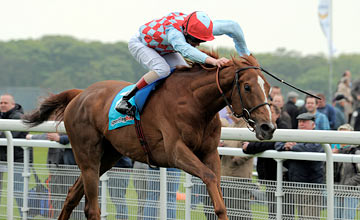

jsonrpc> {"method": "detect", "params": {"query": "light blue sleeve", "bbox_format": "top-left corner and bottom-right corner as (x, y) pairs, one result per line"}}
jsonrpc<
(213, 20), (250, 56)
(166, 28), (208, 64)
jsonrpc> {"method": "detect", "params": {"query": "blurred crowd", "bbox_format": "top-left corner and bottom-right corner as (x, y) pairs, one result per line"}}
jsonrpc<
(264, 70), (360, 132)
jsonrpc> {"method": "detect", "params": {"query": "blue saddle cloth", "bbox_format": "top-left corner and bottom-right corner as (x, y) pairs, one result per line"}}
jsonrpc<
(108, 80), (163, 130)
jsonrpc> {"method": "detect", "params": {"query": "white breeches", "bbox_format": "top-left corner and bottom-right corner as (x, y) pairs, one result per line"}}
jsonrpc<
(128, 33), (189, 78)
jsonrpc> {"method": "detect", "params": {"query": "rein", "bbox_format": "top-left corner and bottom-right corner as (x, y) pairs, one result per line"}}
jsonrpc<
(215, 65), (320, 129)
(260, 67), (321, 99)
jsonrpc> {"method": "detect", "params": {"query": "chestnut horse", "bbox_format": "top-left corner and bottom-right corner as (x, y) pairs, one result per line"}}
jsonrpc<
(23, 53), (275, 220)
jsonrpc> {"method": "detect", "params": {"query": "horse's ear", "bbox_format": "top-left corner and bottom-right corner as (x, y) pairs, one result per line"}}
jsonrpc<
(248, 54), (260, 66)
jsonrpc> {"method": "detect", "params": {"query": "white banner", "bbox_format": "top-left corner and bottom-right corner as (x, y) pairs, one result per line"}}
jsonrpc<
(318, 0), (335, 56)
(318, 0), (331, 40)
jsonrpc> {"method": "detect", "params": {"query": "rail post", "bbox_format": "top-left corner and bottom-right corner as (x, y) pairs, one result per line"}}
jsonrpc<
(100, 172), (109, 220)
(5, 131), (14, 220)
(22, 146), (31, 220)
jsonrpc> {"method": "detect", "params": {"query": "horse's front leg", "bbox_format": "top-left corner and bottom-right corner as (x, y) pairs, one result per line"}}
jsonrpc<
(171, 140), (228, 220)
(202, 150), (224, 215)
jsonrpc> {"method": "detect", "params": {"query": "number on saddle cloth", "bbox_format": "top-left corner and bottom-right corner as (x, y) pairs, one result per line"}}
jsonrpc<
(108, 79), (165, 130)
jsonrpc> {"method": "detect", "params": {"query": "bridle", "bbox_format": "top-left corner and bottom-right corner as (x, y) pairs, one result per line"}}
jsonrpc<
(215, 65), (321, 130)
(215, 66), (270, 130)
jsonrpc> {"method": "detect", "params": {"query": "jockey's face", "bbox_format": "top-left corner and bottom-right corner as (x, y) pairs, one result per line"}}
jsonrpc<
(185, 34), (205, 47)
(188, 40), (200, 47)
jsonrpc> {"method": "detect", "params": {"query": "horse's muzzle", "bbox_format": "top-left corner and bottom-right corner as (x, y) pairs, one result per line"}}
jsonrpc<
(255, 122), (276, 140)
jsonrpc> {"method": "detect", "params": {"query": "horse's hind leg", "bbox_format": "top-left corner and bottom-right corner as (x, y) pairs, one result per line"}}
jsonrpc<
(57, 161), (101, 220)
(82, 142), (122, 219)
(58, 141), (121, 220)
(58, 175), (84, 220)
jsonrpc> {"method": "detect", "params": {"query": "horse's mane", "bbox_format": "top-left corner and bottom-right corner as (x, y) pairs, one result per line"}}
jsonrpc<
(176, 49), (219, 72)
(176, 49), (259, 72)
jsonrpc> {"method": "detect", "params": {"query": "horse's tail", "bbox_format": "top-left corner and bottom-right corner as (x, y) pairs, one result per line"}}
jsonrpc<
(23, 89), (83, 127)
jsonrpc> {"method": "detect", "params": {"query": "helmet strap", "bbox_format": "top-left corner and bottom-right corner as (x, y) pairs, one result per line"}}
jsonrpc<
(183, 11), (197, 36)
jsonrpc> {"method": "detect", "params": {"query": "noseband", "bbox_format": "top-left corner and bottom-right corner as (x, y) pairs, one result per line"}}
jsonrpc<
(215, 66), (270, 129)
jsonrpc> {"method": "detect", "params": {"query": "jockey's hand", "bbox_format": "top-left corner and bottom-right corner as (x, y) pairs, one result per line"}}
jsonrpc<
(216, 57), (230, 67)
(206, 57), (230, 67)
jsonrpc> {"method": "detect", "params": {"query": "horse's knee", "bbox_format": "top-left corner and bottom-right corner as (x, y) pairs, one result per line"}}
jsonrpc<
(213, 201), (228, 220)
(203, 172), (217, 185)
(84, 208), (100, 220)
(215, 208), (227, 220)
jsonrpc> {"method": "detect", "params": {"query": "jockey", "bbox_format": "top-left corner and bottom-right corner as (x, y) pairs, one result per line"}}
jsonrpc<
(116, 11), (251, 114)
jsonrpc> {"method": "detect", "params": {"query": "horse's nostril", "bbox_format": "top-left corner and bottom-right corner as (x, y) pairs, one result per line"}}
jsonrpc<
(260, 123), (272, 132)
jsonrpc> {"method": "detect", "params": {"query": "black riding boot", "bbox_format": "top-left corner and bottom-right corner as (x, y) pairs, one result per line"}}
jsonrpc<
(115, 86), (139, 115)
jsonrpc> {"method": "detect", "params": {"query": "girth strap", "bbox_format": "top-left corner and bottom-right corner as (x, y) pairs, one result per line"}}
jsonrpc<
(134, 118), (157, 168)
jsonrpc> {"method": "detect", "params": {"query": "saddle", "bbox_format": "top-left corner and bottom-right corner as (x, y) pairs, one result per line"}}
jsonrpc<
(108, 79), (164, 130)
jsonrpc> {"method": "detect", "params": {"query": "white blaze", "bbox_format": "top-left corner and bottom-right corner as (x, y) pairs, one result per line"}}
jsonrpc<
(257, 76), (272, 121)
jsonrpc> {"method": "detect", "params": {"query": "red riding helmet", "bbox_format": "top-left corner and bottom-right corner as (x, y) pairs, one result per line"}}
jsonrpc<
(183, 11), (215, 41)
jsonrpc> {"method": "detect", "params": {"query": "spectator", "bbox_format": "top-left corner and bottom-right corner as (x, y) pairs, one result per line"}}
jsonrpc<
(316, 93), (337, 130)
(26, 132), (65, 218)
(35, 132), (81, 218)
(0, 93), (31, 216)
(351, 107), (360, 131)
(46, 133), (76, 165)
(218, 107), (233, 125)
(132, 161), (149, 220)
(283, 91), (300, 129)
(332, 94), (347, 130)
(47, 133), (88, 219)
(343, 70), (352, 79)
(220, 114), (253, 220)
(272, 94), (292, 128)
(350, 83), (360, 130)
(332, 124), (360, 220)
(243, 104), (290, 219)
(297, 90), (317, 115)
(351, 78), (360, 110)
(190, 175), (207, 211)
(275, 112), (324, 219)
(107, 156), (133, 220)
(269, 86), (282, 100)
(336, 75), (353, 122)
(143, 167), (181, 220)
(26, 133), (64, 166)
(304, 95), (330, 130)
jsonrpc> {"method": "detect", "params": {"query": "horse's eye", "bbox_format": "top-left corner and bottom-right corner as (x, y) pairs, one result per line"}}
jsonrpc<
(244, 84), (251, 92)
